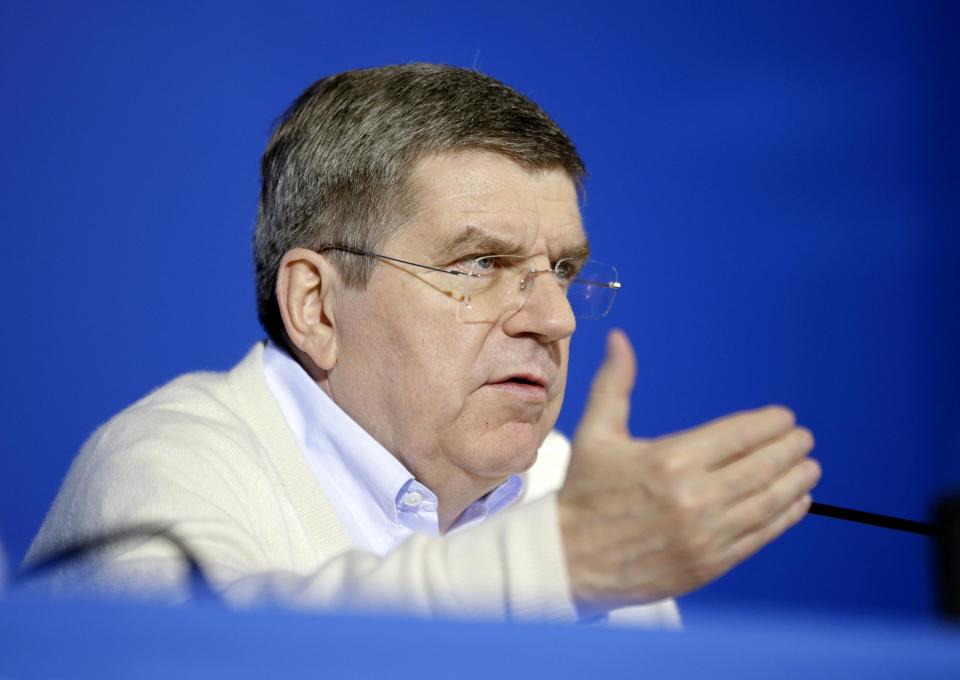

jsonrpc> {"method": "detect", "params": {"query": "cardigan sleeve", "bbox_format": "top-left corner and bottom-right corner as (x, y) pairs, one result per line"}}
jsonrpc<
(220, 494), (578, 621)
(24, 402), (578, 623)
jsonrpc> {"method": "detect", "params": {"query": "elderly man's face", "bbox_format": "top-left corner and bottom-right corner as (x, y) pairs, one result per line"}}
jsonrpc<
(328, 150), (583, 503)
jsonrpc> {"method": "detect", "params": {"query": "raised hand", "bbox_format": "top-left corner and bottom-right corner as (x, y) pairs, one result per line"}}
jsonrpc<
(557, 329), (820, 615)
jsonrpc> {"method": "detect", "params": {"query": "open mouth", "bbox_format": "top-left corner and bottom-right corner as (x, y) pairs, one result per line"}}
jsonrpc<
(490, 373), (546, 388)
(486, 374), (548, 401)
(503, 376), (542, 387)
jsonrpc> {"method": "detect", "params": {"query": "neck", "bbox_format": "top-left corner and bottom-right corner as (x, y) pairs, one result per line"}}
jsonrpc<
(432, 474), (507, 533)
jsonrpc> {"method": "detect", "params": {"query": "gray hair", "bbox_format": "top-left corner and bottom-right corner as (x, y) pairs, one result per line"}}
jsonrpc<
(253, 63), (586, 348)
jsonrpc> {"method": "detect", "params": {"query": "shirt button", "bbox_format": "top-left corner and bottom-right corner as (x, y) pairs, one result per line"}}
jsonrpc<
(402, 491), (423, 508)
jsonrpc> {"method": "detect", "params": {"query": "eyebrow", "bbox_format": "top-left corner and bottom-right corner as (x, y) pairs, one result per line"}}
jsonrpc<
(433, 226), (523, 259)
(559, 240), (591, 261)
(433, 225), (591, 262)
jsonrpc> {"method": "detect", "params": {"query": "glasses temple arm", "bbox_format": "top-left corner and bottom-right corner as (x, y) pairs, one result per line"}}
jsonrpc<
(572, 278), (622, 289)
(318, 245), (472, 278)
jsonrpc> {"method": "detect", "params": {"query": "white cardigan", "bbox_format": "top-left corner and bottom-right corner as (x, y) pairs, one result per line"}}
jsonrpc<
(26, 343), (678, 626)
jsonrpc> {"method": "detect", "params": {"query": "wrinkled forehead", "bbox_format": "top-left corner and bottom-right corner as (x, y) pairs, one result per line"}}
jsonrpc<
(394, 150), (586, 259)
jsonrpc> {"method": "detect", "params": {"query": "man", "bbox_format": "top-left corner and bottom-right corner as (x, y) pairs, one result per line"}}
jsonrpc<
(26, 64), (820, 624)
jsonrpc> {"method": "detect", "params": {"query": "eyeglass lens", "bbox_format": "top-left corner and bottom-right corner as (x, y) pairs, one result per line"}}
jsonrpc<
(456, 256), (619, 324)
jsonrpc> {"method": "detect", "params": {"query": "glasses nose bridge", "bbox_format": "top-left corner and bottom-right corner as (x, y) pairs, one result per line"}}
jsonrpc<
(517, 263), (559, 295)
(515, 262), (573, 321)
(504, 260), (576, 333)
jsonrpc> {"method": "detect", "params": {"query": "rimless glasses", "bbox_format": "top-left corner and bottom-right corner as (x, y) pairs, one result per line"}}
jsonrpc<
(317, 245), (621, 324)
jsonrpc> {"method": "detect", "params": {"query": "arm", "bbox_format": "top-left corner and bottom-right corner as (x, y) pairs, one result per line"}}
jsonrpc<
(24, 417), (576, 622)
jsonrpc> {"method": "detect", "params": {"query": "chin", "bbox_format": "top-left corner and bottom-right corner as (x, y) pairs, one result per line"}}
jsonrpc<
(467, 422), (544, 478)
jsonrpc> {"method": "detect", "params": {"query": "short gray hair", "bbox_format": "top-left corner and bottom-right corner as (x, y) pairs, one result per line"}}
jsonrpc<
(253, 63), (586, 348)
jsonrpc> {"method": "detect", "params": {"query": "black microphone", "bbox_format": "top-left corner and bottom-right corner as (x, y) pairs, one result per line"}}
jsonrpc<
(808, 494), (960, 620)
(809, 501), (938, 537)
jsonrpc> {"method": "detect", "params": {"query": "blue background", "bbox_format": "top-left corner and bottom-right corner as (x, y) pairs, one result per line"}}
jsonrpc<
(0, 1), (956, 619)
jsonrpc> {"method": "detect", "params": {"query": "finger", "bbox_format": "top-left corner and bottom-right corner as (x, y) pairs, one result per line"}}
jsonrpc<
(575, 329), (636, 442)
(709, 491), (813, 578)
(712, 457), (821, 550)
(664, 405), (797, 469)
(707, 427), (815, 503)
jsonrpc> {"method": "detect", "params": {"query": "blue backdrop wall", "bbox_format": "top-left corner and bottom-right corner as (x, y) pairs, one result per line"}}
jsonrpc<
(1, 1), (957, 618)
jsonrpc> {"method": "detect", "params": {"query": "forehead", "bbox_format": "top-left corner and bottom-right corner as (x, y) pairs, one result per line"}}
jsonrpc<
(394, 150), (586, 258)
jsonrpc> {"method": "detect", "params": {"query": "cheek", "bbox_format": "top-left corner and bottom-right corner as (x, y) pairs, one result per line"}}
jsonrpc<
(378, 314), (486, 416)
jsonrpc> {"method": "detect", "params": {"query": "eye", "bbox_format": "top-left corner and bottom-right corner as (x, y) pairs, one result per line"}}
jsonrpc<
(554, 259), (583, 283)
(453, 254), (503, 275)
(474, 255), (497, 272)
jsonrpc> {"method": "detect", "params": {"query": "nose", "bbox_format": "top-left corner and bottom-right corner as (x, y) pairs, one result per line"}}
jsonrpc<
(502, 269), (576, 342)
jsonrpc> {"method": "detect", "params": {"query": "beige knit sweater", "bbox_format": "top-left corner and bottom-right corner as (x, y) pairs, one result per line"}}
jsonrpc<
(26, 343), (678, 626)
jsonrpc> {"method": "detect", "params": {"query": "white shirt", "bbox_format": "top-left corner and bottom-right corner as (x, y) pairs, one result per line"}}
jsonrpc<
(262, 341), (524, 556)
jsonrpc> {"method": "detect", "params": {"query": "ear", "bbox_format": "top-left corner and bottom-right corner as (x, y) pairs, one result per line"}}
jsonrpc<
(276, 247), (340, 371)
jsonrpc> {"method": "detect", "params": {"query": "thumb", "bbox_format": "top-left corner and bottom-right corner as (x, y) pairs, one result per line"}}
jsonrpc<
(575, 328), (636, 443)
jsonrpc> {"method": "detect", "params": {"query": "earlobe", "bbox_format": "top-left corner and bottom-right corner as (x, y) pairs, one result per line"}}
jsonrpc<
(276, 248), (339, 371)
